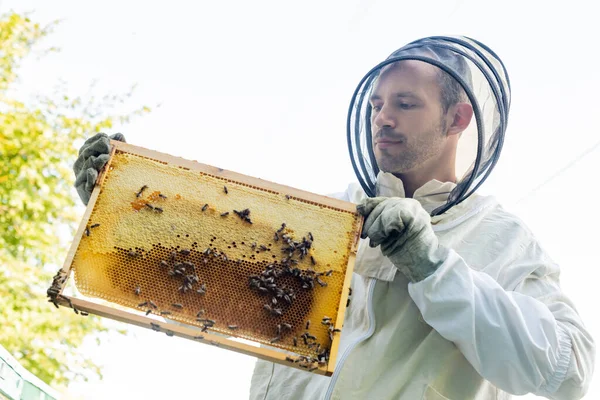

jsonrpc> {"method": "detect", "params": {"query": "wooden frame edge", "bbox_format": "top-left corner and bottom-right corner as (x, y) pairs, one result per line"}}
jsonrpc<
(55, 295), (331, 376)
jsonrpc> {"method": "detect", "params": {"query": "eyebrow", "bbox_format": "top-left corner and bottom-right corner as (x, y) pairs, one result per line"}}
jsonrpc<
(370, 92), (420, 102)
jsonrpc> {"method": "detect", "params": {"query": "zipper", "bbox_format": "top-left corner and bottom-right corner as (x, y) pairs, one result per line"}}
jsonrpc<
(324, 278), (377, 400)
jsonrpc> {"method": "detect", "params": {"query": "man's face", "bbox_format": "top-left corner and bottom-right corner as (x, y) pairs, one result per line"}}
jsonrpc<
(369, 61), (448, 175)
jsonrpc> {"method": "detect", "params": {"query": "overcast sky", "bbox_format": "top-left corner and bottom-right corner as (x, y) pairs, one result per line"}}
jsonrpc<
(2, 0), (599, 398)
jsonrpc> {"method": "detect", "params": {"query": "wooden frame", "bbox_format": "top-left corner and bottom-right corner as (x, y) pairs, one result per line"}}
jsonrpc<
(48, 141), (362, 376)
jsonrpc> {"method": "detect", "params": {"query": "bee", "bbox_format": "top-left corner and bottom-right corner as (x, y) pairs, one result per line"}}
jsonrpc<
(182, 261), (194, 268)
(159, 260), (169, 268)
(310, 256), (316, 266)
(322, 316), (332, 321)
(145, 203), (154, 210)
(272, 297), (277, 305)
(259, 245), (268, 251)
(128, 250), (138, 258)
(73, 308), (79, 315)
(282, 323), (292, 330)
(325, 270), (333, 276)
(171, 303), (183, 309)
(293, 337), (298, 347)
(220, 212), (229, 217)
(80, 311), (89, 316)
(223, 186), (228, 194)
(134, 286), (141, 296)
(138, 301), (148, 307)
(136, 185), (148, 198)
(165, 331), (174, 337)
(154, 207), (164, 213)
(203, 248), (211, 256)
(160, 311), (172, 315)
(84, 227), (90, 237)
(193, 335), (204, 340)
(90, 223), (100, 229)
(197, 283), (207, 295)
(180, 249), (190, 256)
(263, 304), (272, 313)
(276, 324), (282, 335)
(285, 356), (295, 362)
(145, 309), (152, 316)
(270, 336), (280, 343)
(202, 203), (209, 212)
(285, 195), (291, 200)
(205, 319), (216, 325)
(316, 277), (327, 287)
(251, 242), (257, 249)
(308, 232), (314, 241)
(321, 320), (331, 326)
(170, 251), (178, 261)
(228, 325), (239, 330)
(196, 309), (205, 317)
(159, 193), (167, 199)
(274, 232), (279, 241)
(150, 322), (161, 331)
(148, 301), (158, 309)
(305, 320), (310, 329)
(277, 223), (286, 233)
(347, 298), (351, 307)
(272, 308), (282, 316)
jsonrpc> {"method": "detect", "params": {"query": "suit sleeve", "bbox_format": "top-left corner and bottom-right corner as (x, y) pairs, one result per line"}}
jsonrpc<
(407, 242), (595, 399)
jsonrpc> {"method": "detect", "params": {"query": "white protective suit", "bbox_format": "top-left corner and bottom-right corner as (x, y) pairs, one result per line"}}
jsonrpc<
(249, 172), (595, 400)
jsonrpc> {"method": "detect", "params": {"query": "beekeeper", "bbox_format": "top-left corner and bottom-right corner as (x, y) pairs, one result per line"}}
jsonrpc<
(74, 36), (595, 400)
(248, 36), (596, 400)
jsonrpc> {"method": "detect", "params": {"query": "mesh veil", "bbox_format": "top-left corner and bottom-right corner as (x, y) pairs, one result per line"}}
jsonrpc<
(347, 36), (511, 216)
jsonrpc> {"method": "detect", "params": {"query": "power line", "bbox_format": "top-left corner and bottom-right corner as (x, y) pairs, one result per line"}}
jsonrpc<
(515, 139), (600, 204)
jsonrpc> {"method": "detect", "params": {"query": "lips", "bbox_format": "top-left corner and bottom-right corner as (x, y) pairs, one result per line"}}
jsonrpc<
(375, 140), (402, 149)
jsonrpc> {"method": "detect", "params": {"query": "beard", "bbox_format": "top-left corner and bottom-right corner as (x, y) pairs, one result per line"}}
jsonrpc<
(373, 118), (447, 174)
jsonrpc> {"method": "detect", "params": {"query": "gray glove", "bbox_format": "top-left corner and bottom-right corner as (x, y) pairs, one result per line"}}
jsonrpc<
(357, 197), (450, 283)
(73, 132), (126, 205)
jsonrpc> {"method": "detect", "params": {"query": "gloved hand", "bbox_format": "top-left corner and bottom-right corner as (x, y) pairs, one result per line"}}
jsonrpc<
(357, 197), (450, 282)
(73, 132), (126, 205)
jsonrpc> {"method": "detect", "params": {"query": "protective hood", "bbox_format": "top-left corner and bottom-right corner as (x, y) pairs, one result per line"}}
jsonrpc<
(347, 36), (511, 216)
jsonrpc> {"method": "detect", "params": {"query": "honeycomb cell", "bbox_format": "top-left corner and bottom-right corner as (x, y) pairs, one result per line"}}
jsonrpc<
(72, 150), (361, 358)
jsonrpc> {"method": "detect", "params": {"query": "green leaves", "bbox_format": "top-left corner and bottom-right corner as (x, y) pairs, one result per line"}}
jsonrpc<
(0, 11), (149, 388)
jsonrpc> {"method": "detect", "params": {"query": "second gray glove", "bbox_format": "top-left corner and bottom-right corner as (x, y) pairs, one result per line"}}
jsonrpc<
(73, 132), (125, 205)
(357, 197), (450, 283)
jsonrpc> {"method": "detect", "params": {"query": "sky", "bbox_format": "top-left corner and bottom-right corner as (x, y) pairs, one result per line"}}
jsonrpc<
(2, 0), (599, 398)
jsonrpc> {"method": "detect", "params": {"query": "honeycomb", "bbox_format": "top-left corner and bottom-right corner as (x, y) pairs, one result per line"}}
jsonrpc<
(71, 148), (361, 360)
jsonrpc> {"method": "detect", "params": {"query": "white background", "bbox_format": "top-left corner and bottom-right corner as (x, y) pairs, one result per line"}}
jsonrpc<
(2, 0), (599, 398)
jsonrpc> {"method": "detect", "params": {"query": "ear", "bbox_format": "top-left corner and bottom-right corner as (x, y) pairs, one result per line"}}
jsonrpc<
(447, 103), (473, 136)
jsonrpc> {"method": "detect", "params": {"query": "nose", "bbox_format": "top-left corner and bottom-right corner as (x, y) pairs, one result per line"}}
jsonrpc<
(372, 105), (395, 129)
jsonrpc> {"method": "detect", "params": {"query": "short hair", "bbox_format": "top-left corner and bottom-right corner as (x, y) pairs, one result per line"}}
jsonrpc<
(437, 68), (469, 114)
(386, 45), (472, 114)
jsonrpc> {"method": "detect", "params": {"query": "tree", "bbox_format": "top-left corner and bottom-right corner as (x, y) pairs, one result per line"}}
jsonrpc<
(0, 12), (149, 388)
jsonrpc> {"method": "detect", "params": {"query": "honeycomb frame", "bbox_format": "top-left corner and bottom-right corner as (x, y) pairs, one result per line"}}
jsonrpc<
(52, 141), (362, 376)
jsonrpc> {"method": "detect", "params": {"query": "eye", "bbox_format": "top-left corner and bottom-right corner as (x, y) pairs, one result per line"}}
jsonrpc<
(371, 104), (381, 112)
(398, 103), (415, 110)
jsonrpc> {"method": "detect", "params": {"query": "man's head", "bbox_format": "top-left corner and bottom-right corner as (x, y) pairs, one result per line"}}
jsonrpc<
(347, 36), (510, 213)
(369, 59), (473, 189)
